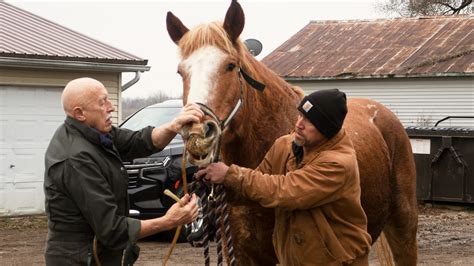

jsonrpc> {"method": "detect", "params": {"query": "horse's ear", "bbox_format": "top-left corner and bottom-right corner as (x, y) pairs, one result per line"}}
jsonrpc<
(223, 0), (245, 43)
(166, 11), (189, 44)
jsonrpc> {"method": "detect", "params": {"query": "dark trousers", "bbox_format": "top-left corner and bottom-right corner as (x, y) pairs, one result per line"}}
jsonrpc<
(45, 239), (124, 266)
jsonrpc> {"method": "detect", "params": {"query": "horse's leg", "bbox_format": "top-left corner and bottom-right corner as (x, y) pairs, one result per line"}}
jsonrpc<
(382, 149), (418, 266)
(230, 206), (277, 266)
(383, 205), (418, 266)
(374, 105), (419, 266)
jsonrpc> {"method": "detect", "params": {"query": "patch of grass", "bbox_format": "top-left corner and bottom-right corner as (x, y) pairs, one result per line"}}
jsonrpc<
(0, 215), (48, 230)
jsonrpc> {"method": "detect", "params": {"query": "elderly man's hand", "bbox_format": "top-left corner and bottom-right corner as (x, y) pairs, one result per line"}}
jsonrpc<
(170, 103), (204, 133)
(195, 162), (229, 184)
(164, 193), (199, 226)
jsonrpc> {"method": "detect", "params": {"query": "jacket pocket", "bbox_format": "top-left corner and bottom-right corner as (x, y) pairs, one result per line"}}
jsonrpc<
(289, 210), (337, 265)
(310, 208), (354, 262)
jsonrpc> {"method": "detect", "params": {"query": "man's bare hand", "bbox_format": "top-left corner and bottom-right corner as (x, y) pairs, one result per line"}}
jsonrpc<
(164, 193), (198, 226)
(170, 103), (204, 133)
(195, 162), (229, 184)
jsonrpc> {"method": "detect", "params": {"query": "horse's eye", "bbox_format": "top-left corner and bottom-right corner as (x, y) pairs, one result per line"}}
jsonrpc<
(226, 63), (236, 72)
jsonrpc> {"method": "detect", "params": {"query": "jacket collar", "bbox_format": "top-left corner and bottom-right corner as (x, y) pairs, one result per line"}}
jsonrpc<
(289, 129), (346, 169)
(64, 116), (112, 148)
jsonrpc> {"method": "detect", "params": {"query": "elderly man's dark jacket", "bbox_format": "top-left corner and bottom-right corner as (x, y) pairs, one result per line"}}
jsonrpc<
(44, 116), (158, 265)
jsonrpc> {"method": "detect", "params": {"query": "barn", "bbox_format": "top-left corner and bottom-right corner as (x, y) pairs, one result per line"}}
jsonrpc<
(0, 2), (149, 216)
(262, 15), (473, 128)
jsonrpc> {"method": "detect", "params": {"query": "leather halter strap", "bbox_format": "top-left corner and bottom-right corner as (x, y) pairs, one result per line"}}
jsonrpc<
(195, 68), (263, 131)
(240, 68), (265, 92)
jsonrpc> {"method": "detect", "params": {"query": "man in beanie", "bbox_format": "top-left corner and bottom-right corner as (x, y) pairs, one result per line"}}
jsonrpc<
(197, 89), (372, 265)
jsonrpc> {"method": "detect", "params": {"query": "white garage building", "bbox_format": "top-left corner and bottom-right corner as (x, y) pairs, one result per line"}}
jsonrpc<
(0, 2), (150, 216)
(262, 15), (473, 128)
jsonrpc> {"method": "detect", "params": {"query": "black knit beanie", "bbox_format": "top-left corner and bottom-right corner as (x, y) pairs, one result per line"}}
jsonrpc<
(297, 89), (348, 139)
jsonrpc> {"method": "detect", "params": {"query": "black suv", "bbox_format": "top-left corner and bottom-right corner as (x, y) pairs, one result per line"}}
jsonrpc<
(120, 100), (201, 239)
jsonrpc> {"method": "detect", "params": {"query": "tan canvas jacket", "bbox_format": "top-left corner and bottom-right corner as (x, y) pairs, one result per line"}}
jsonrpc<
(224, 130), (372, 265)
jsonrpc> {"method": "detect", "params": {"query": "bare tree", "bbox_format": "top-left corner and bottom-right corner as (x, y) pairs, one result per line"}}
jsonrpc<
(122, 91), (181, 119)
(376, 0), (473, 16)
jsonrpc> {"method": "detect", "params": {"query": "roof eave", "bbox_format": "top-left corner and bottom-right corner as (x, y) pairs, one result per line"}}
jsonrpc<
(0, 57), (151, 72)
(283, 73), (474, 81)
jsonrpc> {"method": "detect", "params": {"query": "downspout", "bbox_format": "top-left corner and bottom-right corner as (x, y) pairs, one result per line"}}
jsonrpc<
(119, 71), (141, 124)
(122, 71), (141, 91)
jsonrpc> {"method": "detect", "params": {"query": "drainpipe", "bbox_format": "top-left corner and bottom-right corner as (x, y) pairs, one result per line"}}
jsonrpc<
(122, 71), (141, 91)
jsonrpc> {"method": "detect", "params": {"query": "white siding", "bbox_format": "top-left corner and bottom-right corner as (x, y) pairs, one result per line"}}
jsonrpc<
(0, 68), (121, 125)
(0, 69), (124, 217)
(0, 86), (64, 215)
(292, 77), (474, 128)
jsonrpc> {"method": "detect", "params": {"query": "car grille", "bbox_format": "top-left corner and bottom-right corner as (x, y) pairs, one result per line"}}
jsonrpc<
(125, 157), (171, 188)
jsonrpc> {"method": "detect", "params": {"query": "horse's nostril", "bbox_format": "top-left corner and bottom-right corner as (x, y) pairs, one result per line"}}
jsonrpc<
(204, 121), (217, 138)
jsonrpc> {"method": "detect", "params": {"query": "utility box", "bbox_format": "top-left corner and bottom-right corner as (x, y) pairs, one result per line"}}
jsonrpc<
(406, 119), (474, 204)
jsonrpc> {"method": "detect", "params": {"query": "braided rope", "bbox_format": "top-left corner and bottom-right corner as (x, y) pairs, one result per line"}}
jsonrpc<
(186, 165), (237, 266)
(187, 179), (238, 266)
(218, 185), (236, 266)
(215, 184), (236, 266)
(214, 185), (224, 265)
(188, 180), (211, 266)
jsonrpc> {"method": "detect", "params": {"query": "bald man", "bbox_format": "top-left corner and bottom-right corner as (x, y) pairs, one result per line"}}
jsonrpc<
(44, 77), (203, 265)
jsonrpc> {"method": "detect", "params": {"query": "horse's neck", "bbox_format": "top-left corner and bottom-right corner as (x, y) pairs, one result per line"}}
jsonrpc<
(221, 77), (299, 168)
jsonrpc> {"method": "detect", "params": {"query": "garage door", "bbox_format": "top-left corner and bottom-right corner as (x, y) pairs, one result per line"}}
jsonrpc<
(0, 86), (64, 216)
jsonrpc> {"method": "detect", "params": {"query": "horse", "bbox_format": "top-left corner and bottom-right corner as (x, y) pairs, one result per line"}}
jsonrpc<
(166, 0), (418, 265)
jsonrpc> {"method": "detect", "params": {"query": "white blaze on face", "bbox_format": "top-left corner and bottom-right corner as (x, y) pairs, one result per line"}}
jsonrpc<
(182, 46), (227, 104)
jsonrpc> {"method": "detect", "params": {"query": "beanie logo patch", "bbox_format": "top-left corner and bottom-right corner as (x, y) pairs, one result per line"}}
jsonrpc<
(302, 100), (313, 113)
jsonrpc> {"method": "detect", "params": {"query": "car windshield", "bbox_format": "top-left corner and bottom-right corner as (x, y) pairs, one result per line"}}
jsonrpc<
(121, 106), (181, 132)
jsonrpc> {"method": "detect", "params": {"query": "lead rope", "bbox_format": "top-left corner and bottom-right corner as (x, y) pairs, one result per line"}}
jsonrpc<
(93, 236), (101, 266)
(188, 178), (212, 265)
(215, 184), (236, 266)
(221, 186), (236, 266)
(186, 146), (236, 266)
(209, 137), (236, 266)
(192, 101), (239, 265)
(215, 186), (223, 265)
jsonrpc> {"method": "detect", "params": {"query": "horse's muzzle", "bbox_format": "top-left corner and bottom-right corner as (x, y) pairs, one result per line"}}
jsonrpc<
(182, 119), (221, 166)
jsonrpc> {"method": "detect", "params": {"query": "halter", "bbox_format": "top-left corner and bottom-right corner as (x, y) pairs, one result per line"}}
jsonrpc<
(193, 68), (264, 167)
(197, 68), (264, 131)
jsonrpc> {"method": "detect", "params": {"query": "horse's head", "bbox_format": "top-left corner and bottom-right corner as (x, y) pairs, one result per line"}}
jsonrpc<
(166, 0), (253, 166)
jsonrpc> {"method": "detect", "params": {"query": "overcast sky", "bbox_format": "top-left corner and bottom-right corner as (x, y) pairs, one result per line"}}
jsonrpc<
(8, 0), (387, 98)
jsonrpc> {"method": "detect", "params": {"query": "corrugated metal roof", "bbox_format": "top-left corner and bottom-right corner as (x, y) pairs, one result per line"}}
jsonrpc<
(0, 2), (147, 66)
(262, 16), (473, 80)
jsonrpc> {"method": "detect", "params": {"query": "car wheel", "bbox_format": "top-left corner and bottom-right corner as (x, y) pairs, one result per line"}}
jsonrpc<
(165, 184), (206, 243)
(184, 195), (206, 242)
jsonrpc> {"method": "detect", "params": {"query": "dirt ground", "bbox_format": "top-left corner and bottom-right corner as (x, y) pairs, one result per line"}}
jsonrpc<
(0, 203), (473, 266)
